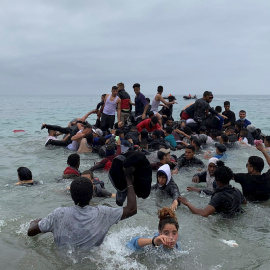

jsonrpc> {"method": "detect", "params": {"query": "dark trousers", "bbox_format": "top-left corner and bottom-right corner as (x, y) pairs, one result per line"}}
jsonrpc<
(45, 124), (78, 146)
(100, 113), (115, 131)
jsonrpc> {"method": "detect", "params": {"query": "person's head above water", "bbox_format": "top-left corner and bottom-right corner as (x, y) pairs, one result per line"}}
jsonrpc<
(157, 207), (179, 248)
(214, 162), (233, 186)
(67, 153), (80, 169)
(70, 177), (93, 207)
(157, 164), (171, 187)
(185, 145), (196, 160)
(208, 157), (220, 176)
(17, 167), (32, 181)
(247, 156), (264, 174)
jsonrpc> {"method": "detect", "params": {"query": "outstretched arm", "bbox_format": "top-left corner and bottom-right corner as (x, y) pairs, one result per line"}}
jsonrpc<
(178, 196), (215, 217)
(256, 143), (270, 167)
(121, 167), (137, 220)
(160, 96), (176, 106)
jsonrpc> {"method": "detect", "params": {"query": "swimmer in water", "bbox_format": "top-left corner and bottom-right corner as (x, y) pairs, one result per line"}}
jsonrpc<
(151, 164), (180, 211)
(126, 207), (180, 251)
(178, 164), (246, 217)
(15, 167), (38, 186)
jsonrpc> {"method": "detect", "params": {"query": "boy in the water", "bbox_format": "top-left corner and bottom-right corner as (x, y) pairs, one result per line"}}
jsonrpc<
(27, 169), (137, 249)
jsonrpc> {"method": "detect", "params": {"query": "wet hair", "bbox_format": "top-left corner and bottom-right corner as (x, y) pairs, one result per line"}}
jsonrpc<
(209, 129), (219, 139)
(214, 164), (233, 185)
(235, 122), (244, 130)
(151, 116), (158, 124)
(221, 134), (229, 143)
(115, 129), (124, 136)
(158, 207), (179, 231)
(81, 170), (94, 179)
(153, 129), (162, 138)
(248, 156), (264, 173)
(215, 106), (222, 113)
(98, 137), (106, 146)
(265, 136), (270, 144)
(67, 153), (80, 167)
(157, 150), (169, 160)
(17, 167), (32, 181)
(157, 86), (163, 93)
(146, 98), (150, 103)
(86, 133), (93, 144)
(240, 128), (248, 137)
(203, 91), (213, 97)
(117, 82), (124, 87)
(186, 145), (195, 152)
(192, 137), (201, 148)
(183, 126), (192, 135)
(226, 126), (235, 131)
(133, 83), (140, 88)
(224, 101), (230, 106)
(112, 86), (118, 90)
(70, 177), (93, 207)
(84, 124), (92, 129)
(165, 126), (173, 135)
(148, 111), (154, 117)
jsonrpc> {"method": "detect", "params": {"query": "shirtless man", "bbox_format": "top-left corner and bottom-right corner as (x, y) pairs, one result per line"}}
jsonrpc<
(100, 86), (121, 131)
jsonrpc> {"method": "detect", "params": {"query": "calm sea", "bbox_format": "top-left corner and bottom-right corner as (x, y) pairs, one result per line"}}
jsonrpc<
(0, 94), (270, 270)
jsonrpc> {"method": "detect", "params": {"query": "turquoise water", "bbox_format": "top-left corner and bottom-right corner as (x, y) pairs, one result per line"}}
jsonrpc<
(1, 94), (270, 269)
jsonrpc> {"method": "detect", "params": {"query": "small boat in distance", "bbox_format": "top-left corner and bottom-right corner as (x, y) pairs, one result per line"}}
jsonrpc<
(183, 94), (197, 100)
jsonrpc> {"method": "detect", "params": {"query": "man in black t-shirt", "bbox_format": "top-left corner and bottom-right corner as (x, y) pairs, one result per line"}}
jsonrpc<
(233, 143), (270, 201)
(222, 101), (236, 129)
(178, 164), (246, 217)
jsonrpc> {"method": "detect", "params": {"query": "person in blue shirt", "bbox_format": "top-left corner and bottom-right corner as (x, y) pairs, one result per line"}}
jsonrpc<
(126, 207), (180, 251)
(213, 143), (227, 160)
(236, 110), (251, 128)
(204, 143), (227, 160)
(164, 126), (177, 149)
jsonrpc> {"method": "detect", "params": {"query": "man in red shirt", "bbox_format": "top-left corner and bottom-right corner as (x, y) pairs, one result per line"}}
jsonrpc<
(136, 116), (161, 133)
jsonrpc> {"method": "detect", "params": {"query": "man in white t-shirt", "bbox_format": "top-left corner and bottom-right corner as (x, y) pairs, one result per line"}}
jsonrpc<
(27, 169), (137, 250)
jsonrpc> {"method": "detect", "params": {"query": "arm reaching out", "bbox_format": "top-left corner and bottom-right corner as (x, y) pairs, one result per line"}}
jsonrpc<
(121, 167), (137, 220)
(256, 143), (270, 167)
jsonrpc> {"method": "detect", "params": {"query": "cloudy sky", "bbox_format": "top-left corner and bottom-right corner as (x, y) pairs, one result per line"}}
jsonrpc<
(0, 0), (269, 95)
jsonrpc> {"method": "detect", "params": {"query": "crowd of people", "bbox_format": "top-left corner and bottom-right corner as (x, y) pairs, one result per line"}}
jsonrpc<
(24, 83), (270, 253)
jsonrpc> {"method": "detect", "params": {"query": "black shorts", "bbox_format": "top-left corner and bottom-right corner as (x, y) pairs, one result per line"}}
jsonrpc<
(101, 113), (115, 131)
